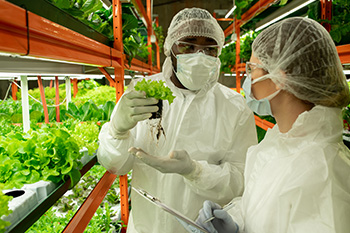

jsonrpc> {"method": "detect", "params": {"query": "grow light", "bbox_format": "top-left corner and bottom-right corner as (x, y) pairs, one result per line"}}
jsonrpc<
(224, 73), (247, 77)
(255, 0), (317, 31)
(225, 6), (237, 19)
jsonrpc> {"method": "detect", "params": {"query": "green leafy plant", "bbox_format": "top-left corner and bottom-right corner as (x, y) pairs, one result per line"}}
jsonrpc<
(26, 165), (130, 233)
(0, 126), (83, 189)
(121, 4), (151, 66)
(48, 0), (113, 39)
(60, 100), (115, 123)
(308, 0), (350, 45)
(239, 31), (260, 63)
(134, 79), (175, 104)
(0, 184), (12, 233)
(73, 85), (116, 107)
(219, 42), (236, 74)
(153, 23), (165, 52)
(219, 31), (259, 73)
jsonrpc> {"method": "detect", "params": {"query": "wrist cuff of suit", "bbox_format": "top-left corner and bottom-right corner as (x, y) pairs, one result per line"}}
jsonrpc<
(183, 160), (202, 181)
(108, 124), (130, 140)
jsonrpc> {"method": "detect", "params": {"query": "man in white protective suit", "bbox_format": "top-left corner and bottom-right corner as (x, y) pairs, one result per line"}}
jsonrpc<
(196, 17), (350, 233)
(97, 7), (257, 233)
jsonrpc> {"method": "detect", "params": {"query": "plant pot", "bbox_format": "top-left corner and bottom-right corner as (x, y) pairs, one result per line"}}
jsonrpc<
(150, 100), (163, 119)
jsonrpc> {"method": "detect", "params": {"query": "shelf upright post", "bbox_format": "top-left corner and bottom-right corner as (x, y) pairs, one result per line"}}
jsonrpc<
(113, 0), (125, 102)
(235, 19), (242, 93)
(320, 0), (332, 32)
(55, 76), (60, 122)
(113, 0), (129, 231)
(72, 78), (78, 98)
(65, 77), (71, 110)
(155, 16), (161, 70)
(20, 75), (30, 132)
(147, 0), (153, 73)
(38, 76), (49, 123)
(11, 80), (18, 100)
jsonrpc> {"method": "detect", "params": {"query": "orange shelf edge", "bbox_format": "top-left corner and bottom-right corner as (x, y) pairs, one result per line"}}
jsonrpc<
(124, 56), (161, 74)
(337, 44), (350, 64)
(254, 115), (275, 131)
(0, 0), (122, 68)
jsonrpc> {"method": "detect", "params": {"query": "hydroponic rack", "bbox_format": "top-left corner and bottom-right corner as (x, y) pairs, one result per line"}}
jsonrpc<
(0, 0), (159, 232)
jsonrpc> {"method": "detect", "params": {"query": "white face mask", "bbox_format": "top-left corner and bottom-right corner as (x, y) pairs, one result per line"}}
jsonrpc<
(242, 74), (280, 116)
(173, 52), (221, 91)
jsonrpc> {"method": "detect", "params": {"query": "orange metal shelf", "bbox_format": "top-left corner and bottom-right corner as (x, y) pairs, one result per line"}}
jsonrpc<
(254, 115), (275, 131)
(125, 56), (161, 74)
(337, 44), (350, 64)
(224, 0), (276, 37)
(0, 0), (122, 68)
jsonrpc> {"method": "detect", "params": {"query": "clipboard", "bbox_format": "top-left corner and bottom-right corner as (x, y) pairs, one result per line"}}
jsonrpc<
(132, 187), (210, 233)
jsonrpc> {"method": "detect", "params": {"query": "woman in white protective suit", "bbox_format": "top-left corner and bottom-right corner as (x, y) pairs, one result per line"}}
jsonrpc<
(97, 8), (257, 233)
(196, 17), (350, 233)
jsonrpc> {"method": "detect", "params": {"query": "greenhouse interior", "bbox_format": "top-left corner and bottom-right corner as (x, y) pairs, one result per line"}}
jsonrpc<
(0, 0), (350, 232)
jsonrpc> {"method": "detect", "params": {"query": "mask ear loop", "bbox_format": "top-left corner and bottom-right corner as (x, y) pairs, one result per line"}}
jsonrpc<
(251, 74), (281, 101)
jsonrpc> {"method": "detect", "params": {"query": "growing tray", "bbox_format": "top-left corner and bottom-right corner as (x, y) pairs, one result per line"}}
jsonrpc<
(6, 0), (113, 47)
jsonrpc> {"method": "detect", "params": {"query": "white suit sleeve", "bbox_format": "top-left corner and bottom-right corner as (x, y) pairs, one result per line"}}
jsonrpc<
(184, 106), (257, 203)
(97, 122), (135, 175)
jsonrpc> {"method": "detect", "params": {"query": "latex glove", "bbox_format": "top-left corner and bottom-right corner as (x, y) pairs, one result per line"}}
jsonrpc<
(196, 200), (239, 233)
(128, 147), (199, 176)
(109, 90), (159, 139)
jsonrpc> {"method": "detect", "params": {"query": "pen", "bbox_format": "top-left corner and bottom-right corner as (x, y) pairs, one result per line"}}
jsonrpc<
(203, 201), (235, 223)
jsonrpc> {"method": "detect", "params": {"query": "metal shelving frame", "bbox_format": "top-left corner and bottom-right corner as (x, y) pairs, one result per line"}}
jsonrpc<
(0, 0), (160, 232)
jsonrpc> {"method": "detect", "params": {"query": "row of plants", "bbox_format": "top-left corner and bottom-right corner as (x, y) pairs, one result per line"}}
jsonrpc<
(0, 79), (125, 232)
(219, 31), (260, 73)
(26, 165), (130, 233)
(0, 118), (102, 232)
(46, 0), (163, 66)
(0, 119), (100, 190)
(1, 80), (116, 124)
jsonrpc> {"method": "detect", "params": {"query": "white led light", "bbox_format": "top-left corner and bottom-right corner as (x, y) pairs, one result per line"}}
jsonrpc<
(255, 0), (316, 31)
(225, 6), (237, 19)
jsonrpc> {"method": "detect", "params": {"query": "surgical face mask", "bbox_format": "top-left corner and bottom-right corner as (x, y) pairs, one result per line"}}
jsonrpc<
(242, 74), (280, 116)
(173, 52), (220, 91)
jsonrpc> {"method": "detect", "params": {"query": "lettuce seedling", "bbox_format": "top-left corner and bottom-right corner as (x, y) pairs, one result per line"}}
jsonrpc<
(134, 79), (175, 140)
(134, 79), (175, 104)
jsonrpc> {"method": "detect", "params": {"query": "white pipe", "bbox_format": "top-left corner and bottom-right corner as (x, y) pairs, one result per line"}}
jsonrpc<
(20, 75), (30, 132)
(65, 76), (71, 110)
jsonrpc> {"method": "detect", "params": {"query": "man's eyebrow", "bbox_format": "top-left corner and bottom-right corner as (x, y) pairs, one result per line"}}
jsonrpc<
(183, 37), (197, 42)
(205, 37), (216, 43)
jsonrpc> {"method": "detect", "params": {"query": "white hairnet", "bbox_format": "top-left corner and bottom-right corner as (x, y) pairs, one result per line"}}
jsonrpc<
(164, 8), (225, 57)
(252, 17), (350, 108)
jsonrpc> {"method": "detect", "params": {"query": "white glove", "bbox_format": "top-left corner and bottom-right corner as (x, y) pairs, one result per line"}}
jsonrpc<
(128, 147), (200, 177)
(109, 90), (159, 139)
(196, 200), (239, 233)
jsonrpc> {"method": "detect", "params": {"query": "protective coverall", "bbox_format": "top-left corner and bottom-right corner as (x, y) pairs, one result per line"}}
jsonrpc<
(228, 105), (350, 233)
(97, 59), (257, 233)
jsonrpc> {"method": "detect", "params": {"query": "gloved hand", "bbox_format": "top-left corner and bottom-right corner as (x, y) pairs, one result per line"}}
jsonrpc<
(196, 200), (239, 233)
(109, 90), (159, 139)
(128, 147), (199, 176)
